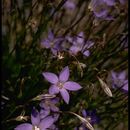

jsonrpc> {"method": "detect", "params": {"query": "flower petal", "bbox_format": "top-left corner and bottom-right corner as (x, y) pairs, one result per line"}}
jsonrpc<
(64, 1), (76, 10)
(51, 97), (60, 104)
(64, 81), (82, 91)
(52, 113), (60, 122)
(103, 0), (115, 6)
(94, 10), (108, 18)
(118, 71), (126, 80)
(59, 66), (70, 82)
(111, 71), (117, 79)
(31, 107), (40, 126)
(15, 123), (33, 130)
(83, 50), (90, 57)
(49, 85), (59, 94)
(50, 104), (59, 112)
(70, 46), (81, 54)
(48, 31), (54, 41)
(39, 116), (54, 129)
(39, 101), (50, 110)
(84, 41), (94, 49)
(82, 109), (87, 117)
(40, 109), (50, 119)
(60, 89), (70, 104)
(123, 83), (128, 92)
(77, 32), (84, 44)
(42, 72), (58, 84)
(41, 39), (51, 48)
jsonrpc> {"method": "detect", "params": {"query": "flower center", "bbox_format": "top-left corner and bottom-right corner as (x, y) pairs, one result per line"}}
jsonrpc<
(50, 42), (54, 47)
(57, 82), (64, 89)
(34, 126), (40, 130)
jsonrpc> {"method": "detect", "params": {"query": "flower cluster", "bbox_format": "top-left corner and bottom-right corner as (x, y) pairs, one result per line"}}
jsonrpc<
(41, 31), (94, 57)
(15, 66), (83, 130)
(15, 107), (55, 130)
(2, 0), (127, 129)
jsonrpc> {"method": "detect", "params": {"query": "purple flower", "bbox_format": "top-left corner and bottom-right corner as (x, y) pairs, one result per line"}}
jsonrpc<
(42, 66), (82, 104)
(15, 107), (55, 130)
(111, 71), (128, 93)
(41, 30), (63, 55)
(40, 109), (60, 122)
(89, 0), (114, 20)
(74, 109), (100, 130)
(69, 32), (94, 57)
(81, 109), (100, 125)
(63, 0), (76, 10)
(40, 97), (59, 112)
(39, 109), (50, 119)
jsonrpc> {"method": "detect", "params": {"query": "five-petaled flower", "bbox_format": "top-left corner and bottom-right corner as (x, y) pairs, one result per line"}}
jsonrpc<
(41, 30), (63, 56)
(15, 107), (54, 130)
(42, 66), (82, 104)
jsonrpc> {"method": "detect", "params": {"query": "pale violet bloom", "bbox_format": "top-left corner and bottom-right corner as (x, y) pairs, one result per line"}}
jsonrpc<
(111, 71), (128, 93)
(69, 32), (94, 57)
(15, 107), (54, 130)
(41, 30), (63, 55)
(89, 0), (126, 20)
(42, 66), (82, 104)
(39, 109), (60, 122)
(89, 0), (114, 20)
(39, 109), (50, 119)
(40, 97), (59, 112)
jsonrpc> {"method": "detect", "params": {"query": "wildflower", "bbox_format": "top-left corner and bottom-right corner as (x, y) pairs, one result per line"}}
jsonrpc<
(39, 97), (60, 126)
(41, 30), (63, 55)
(40, 97), (59, 112)
(15, 107), (54, 130)
(88, 0), (114, 20)
(81, 109), (100, 125)
(74, 109), (100, 130)
(42, 66), (82, 104)
(39, 108), (60, 122)
(111, 71), (128, 93)
(69, 32), (94, 57)
(39, 109), (50, 119)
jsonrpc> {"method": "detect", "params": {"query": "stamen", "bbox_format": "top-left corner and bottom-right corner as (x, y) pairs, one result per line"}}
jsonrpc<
(57, 82), (64, 89)
(34, 126), (40, 130)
